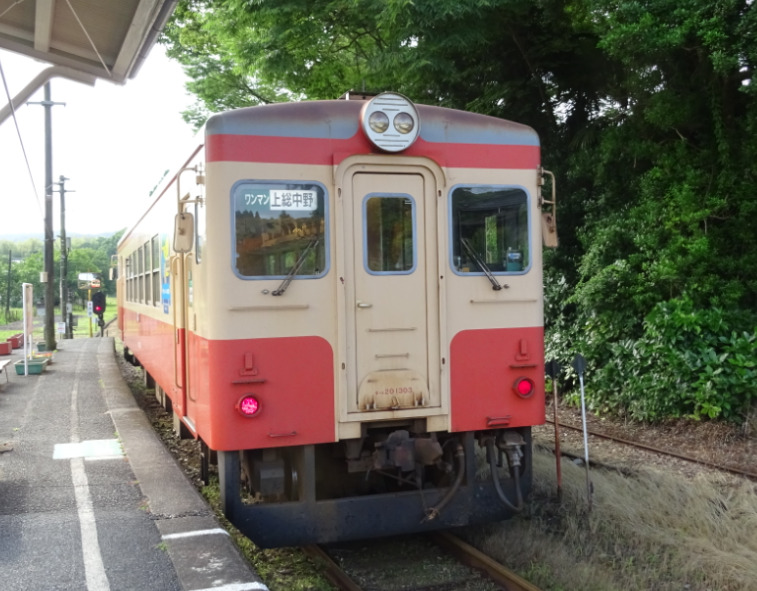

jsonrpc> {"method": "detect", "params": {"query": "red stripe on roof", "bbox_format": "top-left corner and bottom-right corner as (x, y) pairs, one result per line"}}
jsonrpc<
(206, 133), (540, 169)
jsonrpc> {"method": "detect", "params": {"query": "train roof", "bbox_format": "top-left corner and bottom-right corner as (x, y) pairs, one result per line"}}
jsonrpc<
(205, 99), (540, 148)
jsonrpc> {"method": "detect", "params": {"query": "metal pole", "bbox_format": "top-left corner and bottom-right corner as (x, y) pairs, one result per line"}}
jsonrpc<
(28, 83), (64, 352)
(43, 83), (56, 351)
(21, 283), (33, 375)
(57, 175), (73, 339)
(572, 354), (592, 511)
(578, 372), (592, 510)
(5, 250), (11, 322)
(546, 360), (563, 502)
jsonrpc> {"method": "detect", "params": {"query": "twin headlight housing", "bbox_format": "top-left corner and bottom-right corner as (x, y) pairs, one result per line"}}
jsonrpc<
(360, 92), (421, 152)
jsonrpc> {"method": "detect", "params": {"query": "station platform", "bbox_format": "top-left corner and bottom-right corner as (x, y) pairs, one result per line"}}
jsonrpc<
(0, 337), (268, 591)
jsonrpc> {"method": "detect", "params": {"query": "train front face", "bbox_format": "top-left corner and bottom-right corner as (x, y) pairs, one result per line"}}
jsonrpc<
(198, 93), (546, 547)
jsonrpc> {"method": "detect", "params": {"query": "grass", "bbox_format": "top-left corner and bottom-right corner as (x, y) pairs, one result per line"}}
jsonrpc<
(468, 447), (757, 591)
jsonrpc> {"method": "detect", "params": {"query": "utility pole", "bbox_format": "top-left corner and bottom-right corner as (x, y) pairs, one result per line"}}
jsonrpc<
(28, 82), (65, 351)
(55, 175), (74, 339)
(5, 250), (11, 322)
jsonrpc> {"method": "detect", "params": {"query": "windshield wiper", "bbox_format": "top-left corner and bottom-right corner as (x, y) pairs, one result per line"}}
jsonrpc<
(272, 238), (320, 296)
(460, 238), (504, 291)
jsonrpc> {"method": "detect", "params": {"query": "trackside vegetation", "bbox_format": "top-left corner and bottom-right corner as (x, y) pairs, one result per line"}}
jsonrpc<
(0, 233), (121, 321)
(472, 447), (757, 591)
(162, 0), (757, 423)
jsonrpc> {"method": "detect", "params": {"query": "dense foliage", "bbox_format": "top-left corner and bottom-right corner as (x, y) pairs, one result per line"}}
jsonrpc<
(162, 0), (757, 422)
(0, 232), (122, 322)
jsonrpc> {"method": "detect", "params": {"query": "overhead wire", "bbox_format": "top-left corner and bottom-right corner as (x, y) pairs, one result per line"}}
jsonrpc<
(0, 58), (44, 221)
(0, 0), (112, 227)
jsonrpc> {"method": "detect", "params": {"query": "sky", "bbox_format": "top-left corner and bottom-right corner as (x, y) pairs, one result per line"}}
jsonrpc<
(0, 45), (198, 238)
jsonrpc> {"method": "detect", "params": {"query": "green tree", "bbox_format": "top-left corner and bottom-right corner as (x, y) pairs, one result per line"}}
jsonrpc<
(548, 0), (757, 420)
(163, 0), (757, 421)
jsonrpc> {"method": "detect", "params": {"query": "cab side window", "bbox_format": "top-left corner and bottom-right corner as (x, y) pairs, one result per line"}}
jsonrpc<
(451, 185), (529, 274)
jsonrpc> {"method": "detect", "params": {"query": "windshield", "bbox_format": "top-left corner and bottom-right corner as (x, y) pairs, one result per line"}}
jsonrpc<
(232, 181), (328, 279)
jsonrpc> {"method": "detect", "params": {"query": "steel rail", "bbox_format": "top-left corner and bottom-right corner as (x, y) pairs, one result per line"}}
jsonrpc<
(303, 545), (363, 591)
(306, 533), (544, 591)
(545, 418), (757, 481)
(431, 531), (543, 591)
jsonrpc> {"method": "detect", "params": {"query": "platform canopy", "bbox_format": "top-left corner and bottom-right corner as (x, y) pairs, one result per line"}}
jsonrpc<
(0, 0), (176, 84)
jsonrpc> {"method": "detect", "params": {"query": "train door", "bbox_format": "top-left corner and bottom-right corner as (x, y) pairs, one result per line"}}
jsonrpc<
(171, 251), (188, 418)
(171, 166), (204, 435)
(346, 169), (441, 414)
(171, 207), (197, 426)
(181, 253), (196, 426)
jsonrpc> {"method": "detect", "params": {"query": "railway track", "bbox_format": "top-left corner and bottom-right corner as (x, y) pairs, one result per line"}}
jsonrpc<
(305, 532), (542, 591)
(546, 417), (757, 481)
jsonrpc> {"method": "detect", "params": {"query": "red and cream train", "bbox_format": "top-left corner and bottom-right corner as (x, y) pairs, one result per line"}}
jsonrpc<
(117, 92), (557, 547)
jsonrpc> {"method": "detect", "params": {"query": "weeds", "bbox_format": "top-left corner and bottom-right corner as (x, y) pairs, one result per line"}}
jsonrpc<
(470, 448), (757, 590)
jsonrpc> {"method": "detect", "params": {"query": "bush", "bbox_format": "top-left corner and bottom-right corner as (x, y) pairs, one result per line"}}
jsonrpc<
(565, 295), (757, 421)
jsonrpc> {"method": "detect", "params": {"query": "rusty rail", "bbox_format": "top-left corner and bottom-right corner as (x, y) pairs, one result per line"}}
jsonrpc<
(546, 418), (757, 481)
(307, 533), (544, 591)
(431, 531), (543, 591)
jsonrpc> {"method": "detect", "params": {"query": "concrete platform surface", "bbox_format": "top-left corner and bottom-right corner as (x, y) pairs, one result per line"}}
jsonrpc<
(0, 337), (268, 591)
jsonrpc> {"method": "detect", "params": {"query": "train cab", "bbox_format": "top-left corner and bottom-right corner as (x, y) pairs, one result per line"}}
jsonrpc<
(118, 92), (556, 547)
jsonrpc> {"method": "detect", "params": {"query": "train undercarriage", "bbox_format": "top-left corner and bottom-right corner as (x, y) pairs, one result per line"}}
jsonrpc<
(218, 425), (533, 548)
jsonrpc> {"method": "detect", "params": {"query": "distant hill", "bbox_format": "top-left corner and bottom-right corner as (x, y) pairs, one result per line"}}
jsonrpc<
(1, 231), (119, 242)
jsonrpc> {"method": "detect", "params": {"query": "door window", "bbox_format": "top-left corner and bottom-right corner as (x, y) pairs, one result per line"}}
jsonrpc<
(363, 194), (416, 274)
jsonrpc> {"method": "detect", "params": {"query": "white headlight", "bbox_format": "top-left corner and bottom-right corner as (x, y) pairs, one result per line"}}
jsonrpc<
(368, 111), (390, 133)
(360, 92), (421, 152)
(393, 112), (415, 134)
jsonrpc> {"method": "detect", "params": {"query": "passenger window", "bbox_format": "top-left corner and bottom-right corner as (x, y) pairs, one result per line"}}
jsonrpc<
(232, 181), (327, 278)
(451, 186), (529, 274)
(364, 195), (415, 274)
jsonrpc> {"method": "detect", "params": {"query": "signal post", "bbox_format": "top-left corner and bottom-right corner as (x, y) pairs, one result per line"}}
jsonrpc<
(79, 273), (104, 337)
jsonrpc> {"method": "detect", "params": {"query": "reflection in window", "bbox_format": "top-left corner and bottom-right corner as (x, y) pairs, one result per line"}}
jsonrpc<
(233, 181), (327, 278)
(451, 186), (529, 273)
(365, 195), (415, 273)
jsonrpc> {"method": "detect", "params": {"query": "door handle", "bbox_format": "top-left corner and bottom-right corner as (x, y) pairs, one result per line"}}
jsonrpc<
(356, 301), (373, 309)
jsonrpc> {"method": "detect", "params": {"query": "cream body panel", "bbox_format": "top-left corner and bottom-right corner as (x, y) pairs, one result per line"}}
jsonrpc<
(198, 161), (338, 344)
(442, 166), (544, 335)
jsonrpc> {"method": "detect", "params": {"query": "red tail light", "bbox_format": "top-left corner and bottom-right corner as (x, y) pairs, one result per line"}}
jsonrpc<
(237, 395), (261, 417)
(513, 377), (535, 398)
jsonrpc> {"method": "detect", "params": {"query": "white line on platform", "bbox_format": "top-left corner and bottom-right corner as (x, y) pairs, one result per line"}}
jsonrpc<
(191, 583), (269, 591)
(70, 352), (110, 591)
(162, 528), (230, 540)
(72, 456), (110, 590)
(53, 438), (124, 460)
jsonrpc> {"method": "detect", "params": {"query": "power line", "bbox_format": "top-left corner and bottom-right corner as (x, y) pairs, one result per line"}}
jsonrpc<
(0, 57), (44, 220)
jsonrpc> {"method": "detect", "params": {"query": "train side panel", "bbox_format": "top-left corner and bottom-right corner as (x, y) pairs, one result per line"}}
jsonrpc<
(119, 146), (204, 424)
